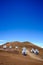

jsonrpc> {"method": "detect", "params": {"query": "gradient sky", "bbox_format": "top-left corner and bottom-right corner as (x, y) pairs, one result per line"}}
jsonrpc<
(0, 0), (43, 47)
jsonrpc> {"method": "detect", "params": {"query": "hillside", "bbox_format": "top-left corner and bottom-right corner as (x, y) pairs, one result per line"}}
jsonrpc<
(0, 41), (42, 49)
(0, 41), (43, 65)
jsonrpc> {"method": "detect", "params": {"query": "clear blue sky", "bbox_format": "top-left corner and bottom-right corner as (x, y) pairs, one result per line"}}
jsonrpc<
(0, 0), (43, 47)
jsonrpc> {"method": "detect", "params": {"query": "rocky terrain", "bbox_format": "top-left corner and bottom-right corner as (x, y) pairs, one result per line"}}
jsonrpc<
(0, 41), (43, 65)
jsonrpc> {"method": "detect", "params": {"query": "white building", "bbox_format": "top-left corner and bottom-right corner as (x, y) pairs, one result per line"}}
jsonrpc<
(22, 47), (27, 55)
(31, 48), (35, 53)
(34, 49), (39, 55)
(15, 46), (18, 49)
(9, 46), (12, 49)
(3, 45), (7, 49)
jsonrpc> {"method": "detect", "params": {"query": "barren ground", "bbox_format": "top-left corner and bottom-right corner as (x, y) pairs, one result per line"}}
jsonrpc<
(0, 50), (43, 65)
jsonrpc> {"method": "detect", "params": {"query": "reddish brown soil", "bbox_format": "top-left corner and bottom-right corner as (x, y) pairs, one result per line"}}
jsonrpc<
(0, 41), (43, 65)
(0, 50), (43, 65)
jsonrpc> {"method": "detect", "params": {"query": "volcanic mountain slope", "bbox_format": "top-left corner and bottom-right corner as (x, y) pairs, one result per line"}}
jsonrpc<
(0, 50), (43, 65)
(1, 41), (42, 49)
(0, 41), (43, 65)
(0, 41), (43, 56)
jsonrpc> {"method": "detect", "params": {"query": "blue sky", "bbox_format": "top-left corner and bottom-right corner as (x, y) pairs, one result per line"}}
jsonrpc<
(0, 0), (43, 47)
